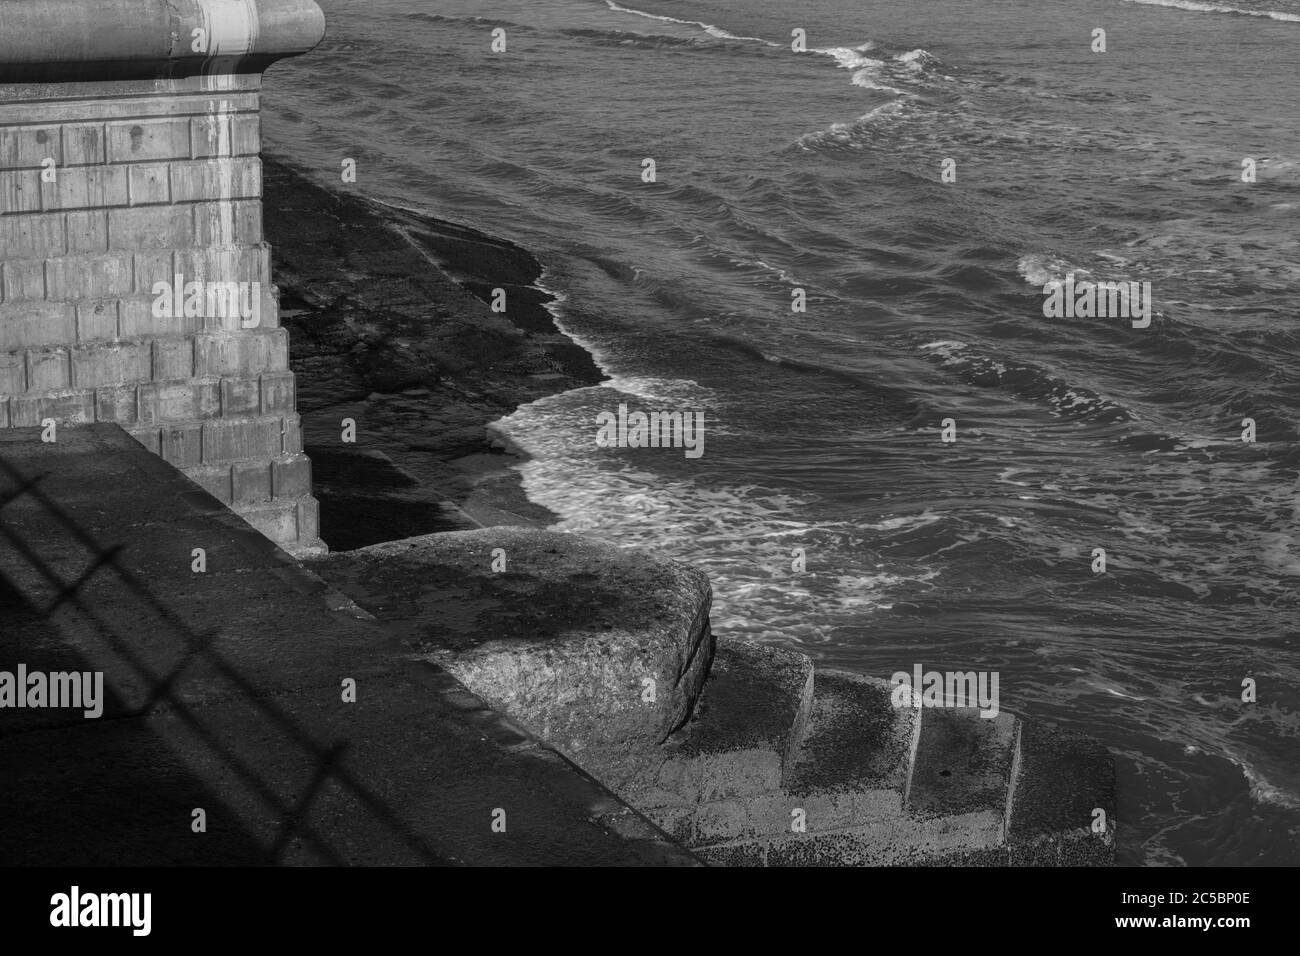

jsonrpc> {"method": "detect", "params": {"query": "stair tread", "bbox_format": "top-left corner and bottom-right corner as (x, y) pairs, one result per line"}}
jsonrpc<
(785, 669), (917, 796)
(637, 640), (813, 804)
(1008, 720), (1115, 843)
(907, 705), (1016, 818)
(668, 640), (811, 758)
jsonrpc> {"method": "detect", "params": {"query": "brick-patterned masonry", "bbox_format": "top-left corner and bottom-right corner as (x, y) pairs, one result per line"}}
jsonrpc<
(0, 0), (327, 556)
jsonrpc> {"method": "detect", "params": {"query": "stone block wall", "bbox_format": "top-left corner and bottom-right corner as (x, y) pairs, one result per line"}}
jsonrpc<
(0, 0), (327, 556)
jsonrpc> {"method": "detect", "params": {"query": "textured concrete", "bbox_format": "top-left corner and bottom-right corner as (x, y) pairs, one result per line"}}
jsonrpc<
(0, 424), (698, 865)
(639, 641), (812, 806)
(1008, 720), (1117, 863)
(308, 528), (714, 791)
(786, 669), (917, 797)
(628, 659), (1114, 867)
(907, 706), (1016, 818)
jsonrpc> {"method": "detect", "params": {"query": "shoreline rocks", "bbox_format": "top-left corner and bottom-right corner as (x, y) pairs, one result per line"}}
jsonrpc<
(261, 154), (606, 550)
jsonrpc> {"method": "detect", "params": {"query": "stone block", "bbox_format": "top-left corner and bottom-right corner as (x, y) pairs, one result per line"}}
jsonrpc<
(194, 328), (285, 377)
(131, 250), (174, 296)
(127, 426), (160, 456)
(282, 413), (301, 455)
(192, 199), (262, 246)
(40, 165), (128, 211)
(169, 157), (261, 203)
(220, 376), (260, 416)
(160, 423), (203, 467)
(2, 259), (47, 301)
(152, 338), (194, 380)
(94, 384), (138, 424)
(66, 210), (109, 253)
(138, 379), (221, 425)
(47, 252), (134, 300)
(260, 370), (294, 413)
(61, 123), (106, 166)
(0, 125), (60, 169)
(271, 453), (312, 499)
(0, 302), (74, 350)
(0, 212), (64, 259)
(647, 641), (812, 804)
(201, 417), (283, 464)
(0, 351), (25, 393)
(27, 347), (71, 391)
(190, 114), (261, 158)
(232, 459), (272, 504)
(10, 388), (93, 427)
(185, 463), (233, 505)
(238, 499), (299, 544)
(0, 169), (42, 214)
(107, 118), (192, 164)
(108, 204), (193, 251)
(70, 341), (151, 388)
(75, 300), (120, 342)
(127, 163), (170, 205)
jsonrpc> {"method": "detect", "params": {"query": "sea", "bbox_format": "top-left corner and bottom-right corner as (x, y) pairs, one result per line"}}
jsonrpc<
(260, 0), (1300, 865)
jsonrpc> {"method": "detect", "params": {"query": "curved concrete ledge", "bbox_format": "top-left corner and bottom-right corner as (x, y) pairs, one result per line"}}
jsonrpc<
(0, 0), (325, 81)
(309, 528), (716, 788)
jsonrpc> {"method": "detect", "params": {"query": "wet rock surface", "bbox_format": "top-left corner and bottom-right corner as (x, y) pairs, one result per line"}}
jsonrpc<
(262, 156), (605, 550)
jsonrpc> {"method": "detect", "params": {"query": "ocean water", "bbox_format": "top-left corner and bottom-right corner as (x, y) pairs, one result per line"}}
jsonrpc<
(260, 0), (1300, 865)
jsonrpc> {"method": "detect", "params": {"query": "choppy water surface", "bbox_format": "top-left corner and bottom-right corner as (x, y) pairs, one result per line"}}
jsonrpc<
(261, 0), (1300, 864)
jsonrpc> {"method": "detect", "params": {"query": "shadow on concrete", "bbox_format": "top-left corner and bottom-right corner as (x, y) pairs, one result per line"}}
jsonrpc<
(0, 448), (446, 865)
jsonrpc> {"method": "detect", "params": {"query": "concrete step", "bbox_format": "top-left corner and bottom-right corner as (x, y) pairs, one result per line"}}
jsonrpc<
(633, 640), (813, 809)
(1005, 720), (1116, 865)
(782, 669), (919, 828)
(639, 666), (916, 848)
(906, 705), (1017, 826)
(632, 651), (1116, 867)
(638, 668), (1033, 866)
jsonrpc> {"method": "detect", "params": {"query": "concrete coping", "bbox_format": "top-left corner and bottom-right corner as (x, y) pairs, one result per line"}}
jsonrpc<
(0, 0), (326, 82)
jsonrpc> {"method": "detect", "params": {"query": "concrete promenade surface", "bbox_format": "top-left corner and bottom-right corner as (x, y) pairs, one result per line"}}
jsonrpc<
(0, 423), (697, 866)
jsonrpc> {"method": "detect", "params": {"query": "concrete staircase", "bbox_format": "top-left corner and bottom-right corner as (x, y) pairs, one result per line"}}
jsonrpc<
(625, 642), (1115, 866)
(311, 528), (1116, 867)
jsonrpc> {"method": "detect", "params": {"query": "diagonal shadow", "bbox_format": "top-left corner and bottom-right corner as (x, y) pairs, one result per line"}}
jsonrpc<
(0, 452), (447, 865)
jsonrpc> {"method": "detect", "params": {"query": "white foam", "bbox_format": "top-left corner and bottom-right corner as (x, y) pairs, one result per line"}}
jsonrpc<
(862, 511), (944, 532)
(1121, 0), (1300, 21)
(493, 386), (938, 639)
(1016, 252), (1095, 287)
(796, 100), (907, 149)
(896, 48), (937, 69)
(815, 44), (883, 72)
(1223, 749), (1300, 809)
(604, 0), (781, 44)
